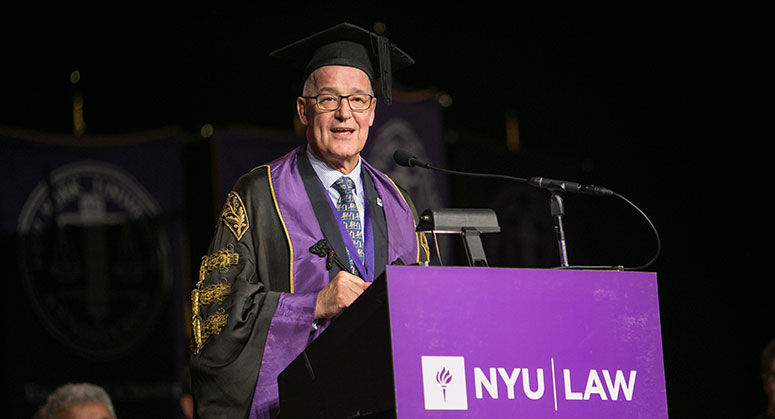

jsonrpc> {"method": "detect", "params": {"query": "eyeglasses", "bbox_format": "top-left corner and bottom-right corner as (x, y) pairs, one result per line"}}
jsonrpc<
(303, 94), (375, 111)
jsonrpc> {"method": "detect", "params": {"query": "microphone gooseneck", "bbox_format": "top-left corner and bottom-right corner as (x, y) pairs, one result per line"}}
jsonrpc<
(393, 149), (527, 183)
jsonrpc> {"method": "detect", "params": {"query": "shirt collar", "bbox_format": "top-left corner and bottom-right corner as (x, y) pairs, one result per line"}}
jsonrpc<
(306, 147), (363, 196)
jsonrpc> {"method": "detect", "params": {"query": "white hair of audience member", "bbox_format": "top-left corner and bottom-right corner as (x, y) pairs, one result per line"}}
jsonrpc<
(34, 382), (116, 419)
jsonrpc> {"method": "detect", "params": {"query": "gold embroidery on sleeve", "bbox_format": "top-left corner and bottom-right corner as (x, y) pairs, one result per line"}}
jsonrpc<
(197, 308), (229, 351)
(197, 280), (231, 305)
(220, 191), (249, 240)
(192, 245), (239, 355)
(198, 244), (239, 286)
(192, 283), (232, 355)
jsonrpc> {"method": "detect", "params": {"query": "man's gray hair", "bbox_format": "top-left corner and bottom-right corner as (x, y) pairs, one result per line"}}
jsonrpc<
(37, 383), (116, 419)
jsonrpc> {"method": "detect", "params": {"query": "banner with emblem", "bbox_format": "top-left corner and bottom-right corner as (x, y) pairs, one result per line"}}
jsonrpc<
(364, 90), (450, 262)
(365, 89), (448, 215)
(0, 127), (187, 418)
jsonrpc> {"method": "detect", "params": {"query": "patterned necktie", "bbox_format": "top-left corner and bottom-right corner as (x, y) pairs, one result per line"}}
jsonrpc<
(333, 176), (363, 274)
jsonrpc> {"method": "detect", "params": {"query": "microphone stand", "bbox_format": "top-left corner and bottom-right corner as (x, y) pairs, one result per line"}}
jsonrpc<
(549, 190), (570, 267)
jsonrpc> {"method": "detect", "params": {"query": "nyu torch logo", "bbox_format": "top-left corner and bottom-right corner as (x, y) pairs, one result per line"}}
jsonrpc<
(422, 356), (468, 410)
(436, 367), (453, 402)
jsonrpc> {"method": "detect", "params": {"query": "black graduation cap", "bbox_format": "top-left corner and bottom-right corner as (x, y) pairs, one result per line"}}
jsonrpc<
(269, 22), (414, 104)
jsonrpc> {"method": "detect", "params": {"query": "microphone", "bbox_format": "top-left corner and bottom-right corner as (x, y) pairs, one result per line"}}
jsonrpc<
(527, 177), (614, 197)
(393, 149), (431, 168)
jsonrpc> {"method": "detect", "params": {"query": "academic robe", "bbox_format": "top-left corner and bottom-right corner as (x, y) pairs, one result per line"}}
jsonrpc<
(190, 145), (428, 419)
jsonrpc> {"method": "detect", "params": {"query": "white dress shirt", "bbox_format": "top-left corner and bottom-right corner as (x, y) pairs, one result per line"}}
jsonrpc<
(305, 148), (366, 237)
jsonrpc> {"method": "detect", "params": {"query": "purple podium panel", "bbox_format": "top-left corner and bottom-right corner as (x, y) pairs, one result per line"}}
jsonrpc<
(386, 265), (667, 418)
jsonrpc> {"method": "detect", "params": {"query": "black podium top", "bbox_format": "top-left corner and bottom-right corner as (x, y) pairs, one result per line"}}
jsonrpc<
(278, 273), (396, 418)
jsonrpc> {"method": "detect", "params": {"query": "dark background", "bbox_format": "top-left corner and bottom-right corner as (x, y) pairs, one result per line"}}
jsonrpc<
(2, 3), (773, 418)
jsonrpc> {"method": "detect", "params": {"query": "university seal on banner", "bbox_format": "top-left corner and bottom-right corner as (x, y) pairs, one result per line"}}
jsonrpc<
(368, 119), (443, 211)
(17, 161), (172, 360)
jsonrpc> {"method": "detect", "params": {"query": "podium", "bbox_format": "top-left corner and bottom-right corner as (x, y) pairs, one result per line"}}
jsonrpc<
(278, 266), (668, 418)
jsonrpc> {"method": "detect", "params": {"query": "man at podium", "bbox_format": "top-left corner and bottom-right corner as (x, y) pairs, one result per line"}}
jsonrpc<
(189, 23), (428, 419)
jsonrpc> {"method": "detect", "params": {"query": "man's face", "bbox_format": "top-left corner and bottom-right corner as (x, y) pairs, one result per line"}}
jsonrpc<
(296, 65), (375, 173)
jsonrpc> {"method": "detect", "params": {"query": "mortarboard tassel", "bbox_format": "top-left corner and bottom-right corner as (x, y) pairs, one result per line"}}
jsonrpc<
(375, 35), (392, 104)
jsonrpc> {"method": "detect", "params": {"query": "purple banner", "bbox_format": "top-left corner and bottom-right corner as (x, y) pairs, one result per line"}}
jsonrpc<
(386, 265), (667, 418)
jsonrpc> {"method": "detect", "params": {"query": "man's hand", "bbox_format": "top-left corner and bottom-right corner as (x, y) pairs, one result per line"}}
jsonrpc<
(314, 271), (371, 320)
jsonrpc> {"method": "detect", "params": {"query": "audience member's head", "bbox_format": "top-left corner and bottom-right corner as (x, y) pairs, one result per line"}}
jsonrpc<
(35, 383), (116, 419)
